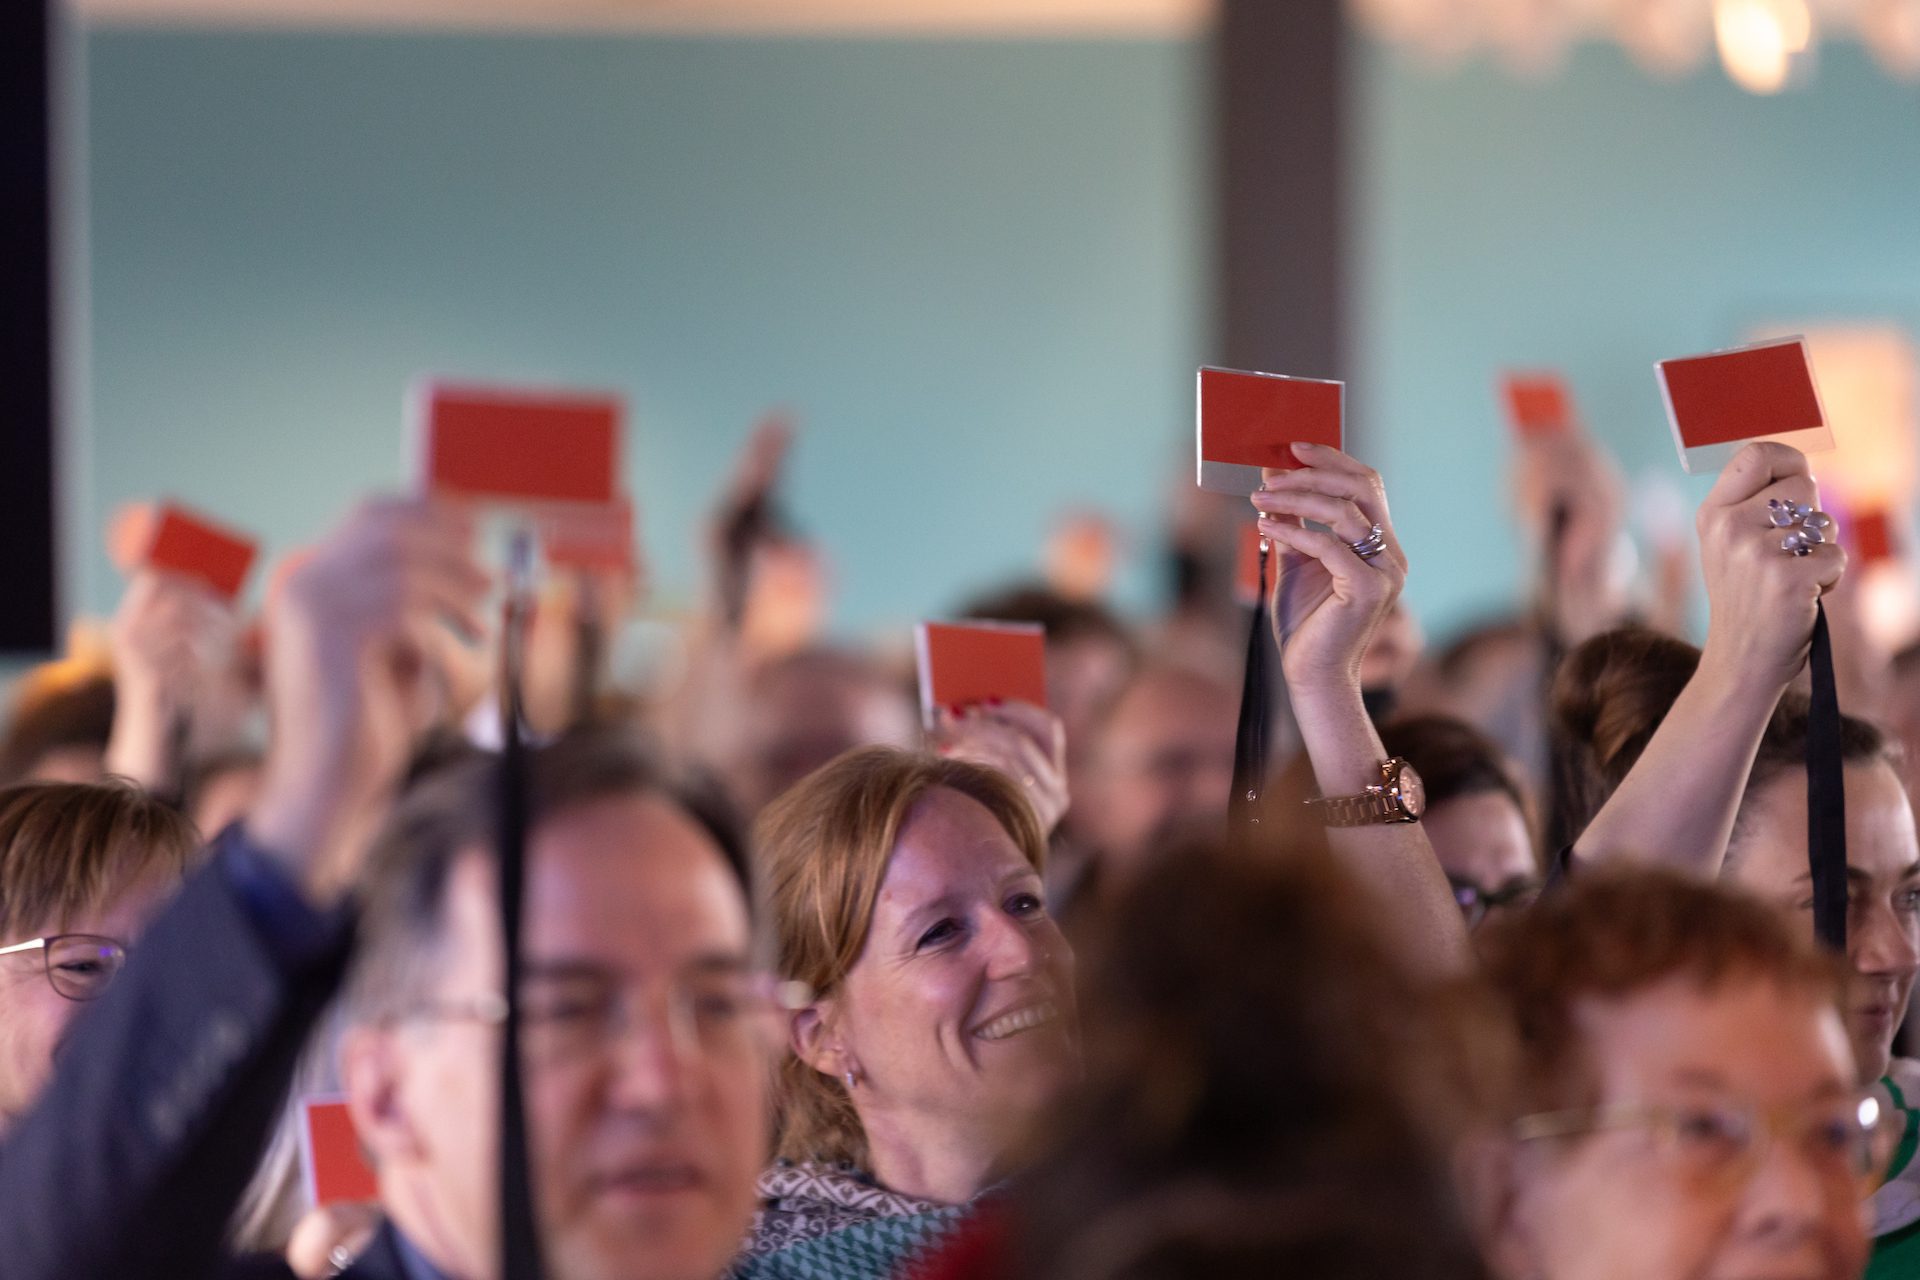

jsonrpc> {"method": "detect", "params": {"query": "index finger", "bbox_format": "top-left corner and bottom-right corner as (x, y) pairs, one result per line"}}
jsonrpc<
(1704, 442), (1813, 509)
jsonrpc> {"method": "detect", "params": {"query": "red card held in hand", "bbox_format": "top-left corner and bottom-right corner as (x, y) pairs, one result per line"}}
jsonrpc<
(300, 1097), (378, 1209)
(915, 621), (1047, 731)
(1655, 337), (1832, 473)
(143, 503), (258, 602)
(1196, 366), (1344, 496)
(417, 382), (623, 505)
(1500, 372), (1576, 438)
(539, 496), (636, 572)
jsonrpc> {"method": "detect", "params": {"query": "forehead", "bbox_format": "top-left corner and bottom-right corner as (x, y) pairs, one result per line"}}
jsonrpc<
(1573, 974), (1853, 1103)
(442, 793), (750, 973)
(1737, 761), (1920, 886)
(874, 789), (1035, 912)
(1425, 789), (1534, 885)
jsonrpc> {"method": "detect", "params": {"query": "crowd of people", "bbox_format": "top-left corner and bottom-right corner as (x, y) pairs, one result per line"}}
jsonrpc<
(2, 409), (1919, 1280)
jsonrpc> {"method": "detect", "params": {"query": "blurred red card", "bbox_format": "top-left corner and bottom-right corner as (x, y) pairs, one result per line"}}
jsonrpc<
(1501, 372), (1576, 437)
(1196, 366), (1344, 496)
(1851, 509), (1898, 566)
(299, 1097), (377, 1208)
(1234, 519), (1279, 607)
(914, 621), (1047, 730)
(1655, 337), (1831, 473)
(417, 382), (622, 505)
(539, 496), (636, 572)
(143, 503), (258, 602)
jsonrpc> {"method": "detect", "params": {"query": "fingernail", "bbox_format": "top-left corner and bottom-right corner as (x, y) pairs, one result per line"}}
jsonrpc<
(986, 696), (1004, 707)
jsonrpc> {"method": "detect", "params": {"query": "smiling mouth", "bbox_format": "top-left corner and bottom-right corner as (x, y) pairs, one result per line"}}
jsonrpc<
(974, 1001), (1061, 1042)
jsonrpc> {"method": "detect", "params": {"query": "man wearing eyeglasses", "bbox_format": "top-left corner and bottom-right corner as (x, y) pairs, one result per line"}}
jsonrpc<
(0, 780), (196, 1134)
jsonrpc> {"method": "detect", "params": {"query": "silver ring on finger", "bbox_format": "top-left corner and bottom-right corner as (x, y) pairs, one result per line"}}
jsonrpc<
(1348, 522), (1388, 562)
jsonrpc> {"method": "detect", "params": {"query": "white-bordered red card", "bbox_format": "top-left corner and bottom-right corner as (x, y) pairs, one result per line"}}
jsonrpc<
(1655, 336), (1832, 473)
(1196, 366), (1344, 496)
(413, 380), (624, 506)
(914, 621), (1047, 732)
(299, 1096), (377, 1208)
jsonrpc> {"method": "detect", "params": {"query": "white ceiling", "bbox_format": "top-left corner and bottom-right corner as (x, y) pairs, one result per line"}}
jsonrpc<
(74, 0), (1215, 35)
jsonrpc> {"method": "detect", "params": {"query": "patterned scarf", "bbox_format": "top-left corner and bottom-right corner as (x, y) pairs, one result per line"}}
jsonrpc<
(728, 1160), (971, 1280)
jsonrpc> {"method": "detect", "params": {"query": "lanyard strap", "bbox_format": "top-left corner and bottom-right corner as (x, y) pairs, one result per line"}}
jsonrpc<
(1229, 534), (1271, 829)
(1807, 601), (1848, 952)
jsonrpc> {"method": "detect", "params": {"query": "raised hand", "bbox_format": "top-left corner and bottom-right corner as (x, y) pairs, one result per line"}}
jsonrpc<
(931, 700), (1070, 835)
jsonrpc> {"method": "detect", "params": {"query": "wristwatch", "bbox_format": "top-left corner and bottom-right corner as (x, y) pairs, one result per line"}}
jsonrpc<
(1304, 757), (1426, 827)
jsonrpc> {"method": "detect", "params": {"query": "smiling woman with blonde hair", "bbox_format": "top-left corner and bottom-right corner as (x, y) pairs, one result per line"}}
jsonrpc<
(731, 745), (1079, 1280)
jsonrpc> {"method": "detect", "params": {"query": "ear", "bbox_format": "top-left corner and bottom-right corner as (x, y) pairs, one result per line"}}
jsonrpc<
(338, 1024), (423, 1168)
(1458, 1133), (1539, 1280)
(788, 999), (850, 1080)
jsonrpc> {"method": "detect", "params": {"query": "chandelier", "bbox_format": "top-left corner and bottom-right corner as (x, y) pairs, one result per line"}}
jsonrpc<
(1348, 0), (1920, 92)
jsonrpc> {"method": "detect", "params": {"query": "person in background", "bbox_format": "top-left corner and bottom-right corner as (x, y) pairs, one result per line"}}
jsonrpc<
(1474, 869), (1883, 1280)
(0, 780), (198, 1134)
(961, 836), (1495, 1280)
(1379, 715), (1540, 930)
(738, 747), (1079, 1280)
(103, 568), (247, 797)
(0, 664), (116, 785)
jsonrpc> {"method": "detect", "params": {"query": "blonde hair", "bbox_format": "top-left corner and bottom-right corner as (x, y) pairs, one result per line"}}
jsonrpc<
(0, 779), (198, 941)
(754, 745), (1047, 1167)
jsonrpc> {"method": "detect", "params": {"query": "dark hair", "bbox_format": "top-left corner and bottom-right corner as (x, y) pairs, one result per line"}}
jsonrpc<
(1380, 714), (1532, 818)
(1551, 626), (1894, 840)
(1004, 835), (1494, 1280)
(959, 582), (1135, 656)
(1476, 867), (1844, 1116)
(341, 727), (746, 1022)
(0, 669), (116, 784)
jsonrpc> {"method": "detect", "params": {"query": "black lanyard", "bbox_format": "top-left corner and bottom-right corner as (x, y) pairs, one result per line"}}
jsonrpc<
(1807, 601), (1848, 952)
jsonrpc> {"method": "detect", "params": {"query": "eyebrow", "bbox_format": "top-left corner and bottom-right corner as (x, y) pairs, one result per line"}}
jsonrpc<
(521, 952), (750, 984)
(895, 868), (1042, 931)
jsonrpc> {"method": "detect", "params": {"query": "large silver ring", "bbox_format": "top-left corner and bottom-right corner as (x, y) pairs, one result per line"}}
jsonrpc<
(1348, 522), (1387, 561)
(1769, 499), (1832, 556)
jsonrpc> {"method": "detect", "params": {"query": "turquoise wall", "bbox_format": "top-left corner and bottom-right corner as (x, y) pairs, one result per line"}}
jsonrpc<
(81, 31), (1207, 634)
(1352, 38), (1920, 640)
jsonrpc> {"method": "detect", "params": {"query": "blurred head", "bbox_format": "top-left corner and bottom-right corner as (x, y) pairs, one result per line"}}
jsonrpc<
(1380, 715), (1538, 930)
(757, 747), (1077, 1195)
(1477, 870), (1870, 1280)
(1081, 664), (1239, 888)
(181, 748), (265, 839)
(1007, 835), (1492, 1280)
(721, 647), (916, 819)
(0, 667), (116, 785)
(0, 780), (196, 1128)
(1556, 627), (1920, 1082)
(338, 732), (767, 1280)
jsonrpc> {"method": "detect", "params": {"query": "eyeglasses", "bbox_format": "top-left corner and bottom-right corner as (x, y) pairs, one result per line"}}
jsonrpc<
(0, 934), (129, 1002)
(1448, 875), (1540, 928)
(1515, 1088), (1902, 1201)
(402, 970), (809, 1066)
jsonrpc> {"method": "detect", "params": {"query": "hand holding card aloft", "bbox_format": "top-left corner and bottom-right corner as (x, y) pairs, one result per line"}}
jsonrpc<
(143, 503), (259, 602)
(539, 496), (637, 573)
(300, 1097), (378, 1208)
(1197, 366), (1344, 496)
(1657, 337), (1832, 474)
(915, 621), (1047, 732)
(417, 381), (623, 506)
(1500, 371), (1577, 438)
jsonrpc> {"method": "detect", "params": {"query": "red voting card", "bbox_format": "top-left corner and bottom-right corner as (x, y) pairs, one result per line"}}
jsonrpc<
(1501, 372), (1576, 437)
(1655, 337), (1832, 473)
(1196, 366), (1344, 496)
(1234, 519), (1279, 607)
(417, 382), (622, 505)
(143, 504), (258, 602)
(300, 1097), (377, 1208)
(1850, 509), (1898, 566)
(539, 496), (636, 572)
(914, 621), (1047, 731)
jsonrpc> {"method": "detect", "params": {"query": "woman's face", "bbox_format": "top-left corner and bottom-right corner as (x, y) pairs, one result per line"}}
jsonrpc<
(1725, 760), (1920, 1082)
(1503, 975), (1868, 1280)
(830, 788), (1079, 1156)
(1424, 789), (1539, 930)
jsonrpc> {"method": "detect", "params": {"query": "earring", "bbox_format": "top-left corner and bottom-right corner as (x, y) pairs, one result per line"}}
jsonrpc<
(842, 1067), (859, 1090)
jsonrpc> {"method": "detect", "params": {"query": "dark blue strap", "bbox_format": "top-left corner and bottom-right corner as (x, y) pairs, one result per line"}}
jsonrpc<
(1807, 602), (1848, 951)
(1229, 533), (1271, 829)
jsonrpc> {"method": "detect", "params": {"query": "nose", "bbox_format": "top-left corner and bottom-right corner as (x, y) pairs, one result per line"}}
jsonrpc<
(603, 1000), (692, 1115)
(1734, 1129), (1848, 1260)
(1852, 901), (1920, 982)
(978, 909), (1043, 983)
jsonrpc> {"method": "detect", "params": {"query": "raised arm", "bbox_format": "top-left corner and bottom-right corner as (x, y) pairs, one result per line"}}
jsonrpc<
(1253, 443), (1469, 971)
(1570, 443), (1843, 874)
